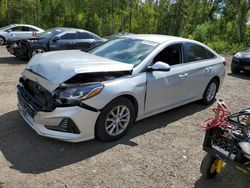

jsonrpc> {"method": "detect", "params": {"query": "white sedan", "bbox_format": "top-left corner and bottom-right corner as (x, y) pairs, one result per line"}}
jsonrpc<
(17, 34), (226, 142)
(0, 24), (44, 45)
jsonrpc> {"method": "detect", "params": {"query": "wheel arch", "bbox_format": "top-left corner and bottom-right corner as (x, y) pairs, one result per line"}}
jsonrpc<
(211, 76), (220, 92)
(101, 94), (139, 119)
(118, 94), (139, 119)
(0, 35), (6, 43)
(94, 94), (139, 139)
(28, 46), (47, 59)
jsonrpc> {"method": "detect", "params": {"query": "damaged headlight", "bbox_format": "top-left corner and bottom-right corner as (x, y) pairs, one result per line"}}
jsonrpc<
(55, 82), (104, 105)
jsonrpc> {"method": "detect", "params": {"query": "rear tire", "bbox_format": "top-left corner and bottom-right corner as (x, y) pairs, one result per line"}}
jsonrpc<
(231, 64), (241, 74)
(201, 79), (218, 105)
(200, 154), (219, 179)
(95, 97), (135, 142)
(0, 36), (6, 45)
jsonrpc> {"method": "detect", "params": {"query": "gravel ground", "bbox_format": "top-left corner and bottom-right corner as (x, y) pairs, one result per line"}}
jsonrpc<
(0, 48), (249, 188)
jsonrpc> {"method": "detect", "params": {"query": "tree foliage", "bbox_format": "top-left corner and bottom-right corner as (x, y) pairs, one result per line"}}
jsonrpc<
(0, 0), (250, 54)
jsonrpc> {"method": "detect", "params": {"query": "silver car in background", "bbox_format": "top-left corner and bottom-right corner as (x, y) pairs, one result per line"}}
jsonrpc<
(0, 24), (44, 45)
(17, 34), (226, 142)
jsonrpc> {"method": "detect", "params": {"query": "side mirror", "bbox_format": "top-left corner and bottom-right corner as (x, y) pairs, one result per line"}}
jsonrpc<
(52, 36), (60, 42)
(88, 39), (95, 43)
(147, 61), (171, 72)
(5, 30), (11, 33)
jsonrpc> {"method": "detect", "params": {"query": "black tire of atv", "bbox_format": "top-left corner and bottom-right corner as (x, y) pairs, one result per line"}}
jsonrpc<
(200, 153), (219, 179)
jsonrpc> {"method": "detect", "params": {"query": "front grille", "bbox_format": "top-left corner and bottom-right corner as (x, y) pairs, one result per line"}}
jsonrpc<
(26, 79), (52, 98)
(19, 78), (57, 112)
(18, 92), (36, 117)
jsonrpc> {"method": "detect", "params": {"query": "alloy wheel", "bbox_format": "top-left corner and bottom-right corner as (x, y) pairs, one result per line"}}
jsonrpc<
(32, 48), (45, 56)
(105, 105), (130, 136)
(0, 37), (4, 45)
(206, 82), (217, 102)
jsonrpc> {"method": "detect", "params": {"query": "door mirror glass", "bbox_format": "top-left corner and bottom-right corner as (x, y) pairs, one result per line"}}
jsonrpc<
(52, 36), (60, 42)
(147, 61), (171, 72)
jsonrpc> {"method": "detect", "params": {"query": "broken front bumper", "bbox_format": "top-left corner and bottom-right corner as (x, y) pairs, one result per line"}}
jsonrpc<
(17, 85), (100, 142)
(7, 44), (27, 57)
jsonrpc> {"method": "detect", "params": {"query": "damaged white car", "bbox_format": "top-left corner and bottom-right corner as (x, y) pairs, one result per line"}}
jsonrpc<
(17, 34), (226, 142)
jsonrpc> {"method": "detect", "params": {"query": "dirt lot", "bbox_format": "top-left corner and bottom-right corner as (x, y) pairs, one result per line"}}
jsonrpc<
(0, 47), (249, 188)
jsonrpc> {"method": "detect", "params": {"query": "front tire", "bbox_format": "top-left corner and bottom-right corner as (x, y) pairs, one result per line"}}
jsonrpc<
(28, 47), (46, 59)
(0, 36), (6, 45)
(200, 154), (219, 179)
(201, 79), (218, 105)
(95, 97), (135, 142)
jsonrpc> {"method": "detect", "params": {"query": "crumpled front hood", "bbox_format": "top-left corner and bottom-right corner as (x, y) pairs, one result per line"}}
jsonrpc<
(26, 50), (134, 84)
(8, 35), (41, 42)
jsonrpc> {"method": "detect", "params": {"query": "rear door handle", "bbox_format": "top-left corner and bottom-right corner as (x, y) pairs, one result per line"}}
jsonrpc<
(179, 73), (188, 78)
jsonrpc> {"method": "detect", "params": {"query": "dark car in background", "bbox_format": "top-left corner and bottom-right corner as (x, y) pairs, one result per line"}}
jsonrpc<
(231, 48), (250, 74)
(6, 27), (106, 59)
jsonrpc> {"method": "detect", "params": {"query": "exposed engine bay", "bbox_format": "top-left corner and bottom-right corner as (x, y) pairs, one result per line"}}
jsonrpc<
(18, 70), (131, 116)
(64, 71), (131, 84)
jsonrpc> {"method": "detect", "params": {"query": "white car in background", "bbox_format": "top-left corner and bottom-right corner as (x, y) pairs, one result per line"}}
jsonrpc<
(17, 34), (226, 142)
(0, 24), (44, 45)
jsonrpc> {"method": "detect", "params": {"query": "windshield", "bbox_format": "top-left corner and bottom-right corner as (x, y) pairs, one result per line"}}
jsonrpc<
(0, 25), (12, 30)
(88, 37), (159, 65)
(38, 29), (62, 39)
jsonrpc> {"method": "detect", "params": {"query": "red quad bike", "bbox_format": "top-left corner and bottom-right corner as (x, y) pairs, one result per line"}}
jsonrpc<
(200, 99), (250, 178)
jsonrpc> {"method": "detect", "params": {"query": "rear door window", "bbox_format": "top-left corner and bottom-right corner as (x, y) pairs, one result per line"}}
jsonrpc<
(77, 32), (93, 39)
(21, 27), (31, 31)
(28, 27), (38, 32)
(60, 33), (76, 40)
(183, 43), (215, 63)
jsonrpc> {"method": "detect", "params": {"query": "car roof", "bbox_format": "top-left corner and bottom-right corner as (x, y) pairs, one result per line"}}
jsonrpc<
(123, 34), (187, 44)
(51, 27), (89, 32)
(7, 24), (44, 31)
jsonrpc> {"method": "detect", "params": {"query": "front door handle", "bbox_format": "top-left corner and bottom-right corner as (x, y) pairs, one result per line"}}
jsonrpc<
(205, 67), (212, 71)
(179, 73), (188, 78)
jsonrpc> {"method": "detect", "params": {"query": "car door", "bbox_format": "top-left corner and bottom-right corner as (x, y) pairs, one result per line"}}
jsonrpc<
(6, 26), (24, 38)
(49, 32), (77, 51)
(145, 43), (194, 113)
(27, 26), (39, 36)
(76, 32), (95, 51)
(20, 26), (35, 37)
(181, 42), (218, 99)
